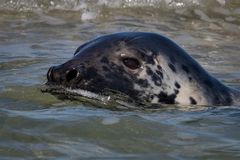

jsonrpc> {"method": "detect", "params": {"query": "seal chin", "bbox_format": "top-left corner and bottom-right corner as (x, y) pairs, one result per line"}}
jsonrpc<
(42, 83), (144, 110)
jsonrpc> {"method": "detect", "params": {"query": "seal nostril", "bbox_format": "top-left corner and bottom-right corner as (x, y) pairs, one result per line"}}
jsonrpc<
(66, 69), (79, 82)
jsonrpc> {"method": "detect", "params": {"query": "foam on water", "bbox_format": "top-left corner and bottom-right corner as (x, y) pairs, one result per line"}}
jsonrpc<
(0, 0), (239, 23)
(0, 0), (236, 12)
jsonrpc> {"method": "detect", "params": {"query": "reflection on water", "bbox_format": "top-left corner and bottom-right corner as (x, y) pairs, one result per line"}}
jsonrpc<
(0, 0), (240, 159)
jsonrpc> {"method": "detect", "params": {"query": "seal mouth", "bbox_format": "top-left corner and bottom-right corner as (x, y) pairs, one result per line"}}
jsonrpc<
(42, 84), (110, 101)
(41, 84), (142, 110)
(41, 85), (198, 111)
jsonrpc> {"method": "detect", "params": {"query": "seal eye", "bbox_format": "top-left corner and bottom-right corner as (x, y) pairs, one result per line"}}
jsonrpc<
(122, 58), (141, 70)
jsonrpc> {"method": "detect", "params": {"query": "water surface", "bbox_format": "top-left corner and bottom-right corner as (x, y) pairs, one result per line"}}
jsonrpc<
(0, 0), (240, 159)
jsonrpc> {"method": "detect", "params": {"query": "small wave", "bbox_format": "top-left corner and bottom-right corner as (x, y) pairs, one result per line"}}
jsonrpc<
(1, 0), (239, 22)
(0, 0), (237, 12)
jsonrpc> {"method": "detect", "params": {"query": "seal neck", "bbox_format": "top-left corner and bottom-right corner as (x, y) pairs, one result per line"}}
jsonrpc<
(229, 88), (240, 106)
(204, 75), (239, 106)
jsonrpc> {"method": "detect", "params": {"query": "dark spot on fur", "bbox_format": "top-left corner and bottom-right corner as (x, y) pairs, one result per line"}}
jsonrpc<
(101, 57), (109, 64)
(189, 77), (192, 81)
(182, 65), (190, 74)
(151, 73), (158, 81)
(157, 65), (162, 70)
(156, 70), (163, 78)
(139, 51), (155, 65)
(137, 79), (149, 88)
(151, 72), (162, 86)
(174, 89), (179, 95)
(168, 63), (176, 73)
(146, 95), (155, 103)
(189, 97), (197, 105)
(158, 92), (176, 104)
(146, 67), (154, 75)
(175, 82), (181, 89)
(144, 55), (155, 65)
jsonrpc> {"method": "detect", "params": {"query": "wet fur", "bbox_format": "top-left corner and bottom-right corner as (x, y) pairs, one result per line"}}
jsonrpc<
(47, 32), (240, 106)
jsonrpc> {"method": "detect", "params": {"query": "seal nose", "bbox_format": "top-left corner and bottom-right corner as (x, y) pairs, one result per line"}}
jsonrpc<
(47, 66), (80, 85)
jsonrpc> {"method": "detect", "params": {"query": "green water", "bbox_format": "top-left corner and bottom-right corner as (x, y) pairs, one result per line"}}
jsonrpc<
(0, 0), (240, 159)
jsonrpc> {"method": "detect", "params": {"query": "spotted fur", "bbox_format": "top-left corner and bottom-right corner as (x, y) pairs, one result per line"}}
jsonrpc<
(46, 32), (240, 107)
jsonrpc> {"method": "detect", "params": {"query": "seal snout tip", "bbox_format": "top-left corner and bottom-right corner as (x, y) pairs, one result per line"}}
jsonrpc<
(47, 65), (82, 87)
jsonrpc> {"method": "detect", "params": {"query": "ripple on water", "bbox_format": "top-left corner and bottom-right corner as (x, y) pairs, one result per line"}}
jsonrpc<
(0, 0), (239, 159)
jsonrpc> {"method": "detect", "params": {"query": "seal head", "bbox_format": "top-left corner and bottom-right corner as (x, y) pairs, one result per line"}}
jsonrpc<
(46, 32), (240, 106)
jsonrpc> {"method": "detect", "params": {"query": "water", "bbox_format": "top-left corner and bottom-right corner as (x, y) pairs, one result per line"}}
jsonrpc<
(0, 0), (240, 159)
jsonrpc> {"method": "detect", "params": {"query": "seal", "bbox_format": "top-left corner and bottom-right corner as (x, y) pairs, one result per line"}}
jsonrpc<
(46, 32), (240, 106)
